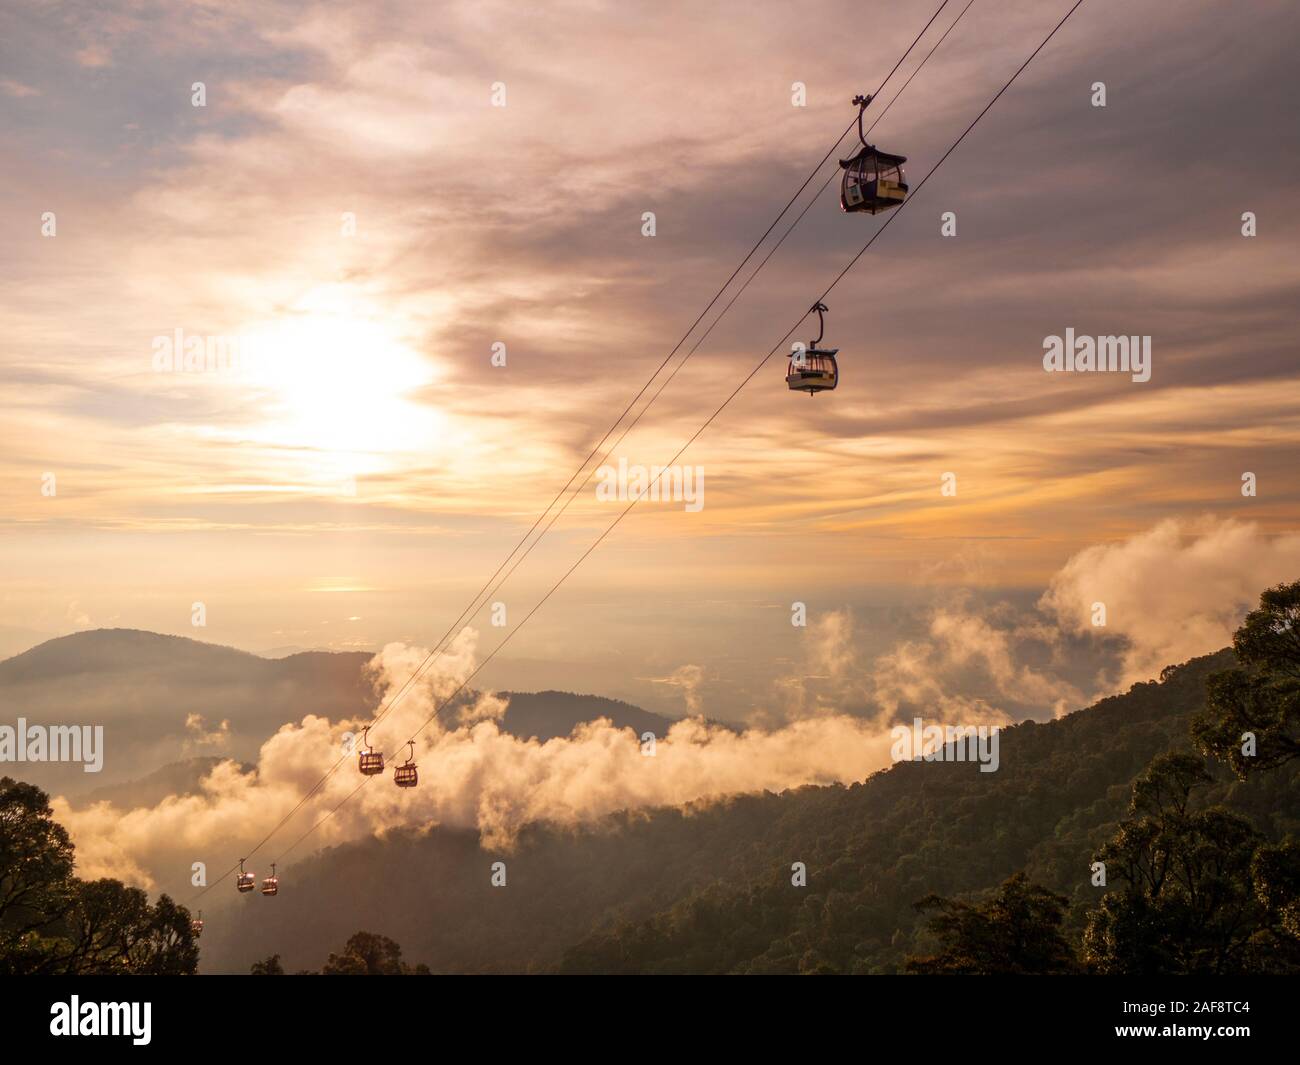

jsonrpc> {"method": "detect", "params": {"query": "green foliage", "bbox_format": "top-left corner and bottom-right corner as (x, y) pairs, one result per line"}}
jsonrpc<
(201, 645), (1299, 975)
(555, 650), (1272, 974)
(1229, 580), (1300, 676)
(1194, 580), (1300, 775)
(905, 872), (1077, 974)
(0, 776), (198, 974)
(0, 776), (74, 969)
(1081, 753), (1290, 973)
(321, 931), (428, 975)
(1252, 840), (1300, 940)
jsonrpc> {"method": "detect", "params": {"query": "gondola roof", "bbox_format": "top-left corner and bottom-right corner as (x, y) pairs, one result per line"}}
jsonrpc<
(839, 144), (908, 169)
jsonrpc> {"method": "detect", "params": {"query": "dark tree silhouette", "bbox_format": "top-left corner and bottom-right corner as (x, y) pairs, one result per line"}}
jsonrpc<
(0, 776), (198, 974)
(1193, 580), (1300, 776)
(1251, 839), (1300, 941)
(905, 872), (1077, 974)
(0, 777), (75, 970)
(251, 953), (286, 975)
(322, 930), (429, 975)
(1081, 752), (1292, 974)
(53, 879), (197, 975)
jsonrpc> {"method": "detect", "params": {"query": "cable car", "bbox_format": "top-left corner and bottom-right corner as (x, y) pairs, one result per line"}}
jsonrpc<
(840, 94), (908, 214)
(358, 725), (385, 776)
(261, 863), (279, 896)
(786, 302), (838, 395)
(191, 910), (203, 937)
(394, 741), (418, 788)
(236, 858), (255, 893)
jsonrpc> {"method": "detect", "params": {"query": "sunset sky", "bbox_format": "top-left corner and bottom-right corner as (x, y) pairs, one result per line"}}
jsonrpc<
(3, 0), (1299, 723)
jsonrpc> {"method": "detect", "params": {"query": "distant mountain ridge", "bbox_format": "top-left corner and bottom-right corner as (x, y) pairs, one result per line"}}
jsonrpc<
(0, 629), (676, 797)
(495, 690), (678, 743)
(72, 757), (256, 811)
(0, 629), (374, 794)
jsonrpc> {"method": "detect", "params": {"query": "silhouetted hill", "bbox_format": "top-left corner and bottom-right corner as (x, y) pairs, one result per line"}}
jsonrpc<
(497, 690), (676, 742)
(71, 757), (255, 811)
(0, 629), (262, 683)
(0, 630), (675, 798)
(0, 630), (374, 794)
(199, 647), (1300, 975)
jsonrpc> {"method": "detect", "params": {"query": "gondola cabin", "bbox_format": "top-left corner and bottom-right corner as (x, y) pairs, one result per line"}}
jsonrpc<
(236, 871), (255, 893)
(786, 345), (839, 394)
(358, 726), (385, 775)
(394, 741), (418, 788)
(191, 913), (204, 937)
(840, 146), (908, 214)
(261, 864), (279, 896)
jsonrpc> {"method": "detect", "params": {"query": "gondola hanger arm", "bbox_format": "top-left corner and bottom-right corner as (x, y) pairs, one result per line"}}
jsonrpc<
(809, 301), (829, 346)
(852, 94), (873, 146)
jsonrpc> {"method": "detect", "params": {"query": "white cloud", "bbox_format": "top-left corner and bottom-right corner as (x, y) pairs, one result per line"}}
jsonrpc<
(1040, 517), (1300, 686)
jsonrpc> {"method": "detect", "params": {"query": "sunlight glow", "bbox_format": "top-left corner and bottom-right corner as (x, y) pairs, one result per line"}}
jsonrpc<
(237, 288), (440, 478)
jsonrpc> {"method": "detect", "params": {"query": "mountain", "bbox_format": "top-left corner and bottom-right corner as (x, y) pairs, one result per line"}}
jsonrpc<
(0, 630), (374, 794)
(496, 690), (676, 743)
(195, 647), (1300, 974)
(0, 624), (54, 663)
(0, 630), (676, 797)
(71, 757), (255, 811)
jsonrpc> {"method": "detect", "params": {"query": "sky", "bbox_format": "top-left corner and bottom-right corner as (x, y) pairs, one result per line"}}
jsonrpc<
(2, 0), (1299, 724)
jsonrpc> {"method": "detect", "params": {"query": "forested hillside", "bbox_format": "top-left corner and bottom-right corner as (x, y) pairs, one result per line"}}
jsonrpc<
(561, 648), (1299, 973)
(200, 645), (1300, 974)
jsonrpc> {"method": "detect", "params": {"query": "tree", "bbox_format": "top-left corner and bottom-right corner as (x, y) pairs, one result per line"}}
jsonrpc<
(321, 931), (429, 975)
(1252, 840), (1300, 942)
(251, 954), (286, 975)
(1193, 580), (1300, 776)
(127, 890), (200, 974)
(0, 777), (76, 970)
(0, 777), (198, 975)
(905, 873), (1077, 974)
(1082, 753), (1293, 974)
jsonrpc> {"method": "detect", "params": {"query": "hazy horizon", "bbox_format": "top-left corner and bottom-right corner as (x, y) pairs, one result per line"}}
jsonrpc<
(4, 1), (1298, 708)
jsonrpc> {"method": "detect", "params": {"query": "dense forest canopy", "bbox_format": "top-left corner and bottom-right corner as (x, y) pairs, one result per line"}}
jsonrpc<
(5, 581), (1299, 975)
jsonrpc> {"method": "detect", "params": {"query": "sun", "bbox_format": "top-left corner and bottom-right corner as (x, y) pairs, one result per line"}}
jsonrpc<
(236, 288), (442, 479)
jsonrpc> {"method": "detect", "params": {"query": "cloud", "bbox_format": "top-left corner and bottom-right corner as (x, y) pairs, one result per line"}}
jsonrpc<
(183, 712), (232, 754)
(50, 517), (1300, 892)
(53, 629), (912, 891)
(869, 602), (1079, 724)
(73, 43), (112, 68)
(769, 609), (871, 720)
(863, 519), (1300, 720)
(770, 599), (1073, 725)
(1040, 516), (1300, 687)
(64, 601), (92, 630)
(648, 664), (705, 714)
(0, 79), (40, 98)
(873, 638), (1005, 724)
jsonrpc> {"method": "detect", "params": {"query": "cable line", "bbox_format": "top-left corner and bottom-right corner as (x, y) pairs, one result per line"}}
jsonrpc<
(265, 0), (1086, 873)
(186, 3), (958, 903)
